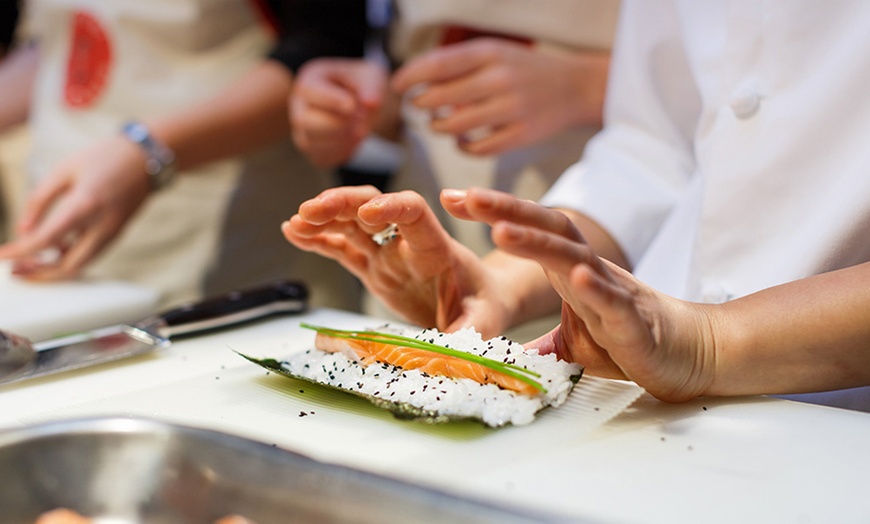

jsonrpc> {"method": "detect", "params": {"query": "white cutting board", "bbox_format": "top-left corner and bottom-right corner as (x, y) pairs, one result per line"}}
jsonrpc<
(0, 261), (160, 341)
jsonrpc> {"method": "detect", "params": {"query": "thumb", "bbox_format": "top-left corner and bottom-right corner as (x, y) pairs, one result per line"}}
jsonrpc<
(336, 62), (387, 111)
(523, 324), (561, 356)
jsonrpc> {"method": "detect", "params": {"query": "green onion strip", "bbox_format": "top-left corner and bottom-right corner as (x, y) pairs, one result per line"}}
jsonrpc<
(301, 323), (546, 393)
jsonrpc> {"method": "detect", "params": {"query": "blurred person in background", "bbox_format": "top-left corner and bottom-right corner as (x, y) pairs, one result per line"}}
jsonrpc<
(0, 0), (367, 310)
(290, 0), (619, 335)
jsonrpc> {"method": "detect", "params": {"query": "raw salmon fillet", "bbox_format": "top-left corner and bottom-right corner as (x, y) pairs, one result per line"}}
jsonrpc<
(315, 332), (538, 395)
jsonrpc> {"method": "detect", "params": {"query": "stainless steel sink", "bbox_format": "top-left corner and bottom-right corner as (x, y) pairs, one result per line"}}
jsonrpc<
(0, 417), (564, 523)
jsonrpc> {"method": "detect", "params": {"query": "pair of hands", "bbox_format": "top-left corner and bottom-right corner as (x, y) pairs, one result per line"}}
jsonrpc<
(291, 38), (608, 168)
(283, 185), (714, 402)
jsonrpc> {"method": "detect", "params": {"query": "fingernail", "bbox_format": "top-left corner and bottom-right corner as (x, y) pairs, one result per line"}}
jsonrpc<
(441, 189), (466, 202)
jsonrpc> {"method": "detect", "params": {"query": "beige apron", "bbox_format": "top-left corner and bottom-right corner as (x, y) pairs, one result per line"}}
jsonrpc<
(25, 0), (358, 309)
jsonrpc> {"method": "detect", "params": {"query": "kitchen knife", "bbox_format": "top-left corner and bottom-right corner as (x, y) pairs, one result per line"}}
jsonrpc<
(0, 280), (307, 386)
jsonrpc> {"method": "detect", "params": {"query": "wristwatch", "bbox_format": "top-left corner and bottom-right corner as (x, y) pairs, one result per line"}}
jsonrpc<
(121, 121), (177, 190)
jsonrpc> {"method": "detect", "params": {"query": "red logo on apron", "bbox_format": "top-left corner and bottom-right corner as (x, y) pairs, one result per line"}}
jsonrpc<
(65, 11), (111, 108)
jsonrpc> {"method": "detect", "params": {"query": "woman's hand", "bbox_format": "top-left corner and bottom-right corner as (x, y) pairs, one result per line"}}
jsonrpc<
(290, 58), (388, 168)
(392, 38), (608, 155)
(282, 185), (522, 337)
(0, 136), (151, 280)
(442, 187), (716, 402)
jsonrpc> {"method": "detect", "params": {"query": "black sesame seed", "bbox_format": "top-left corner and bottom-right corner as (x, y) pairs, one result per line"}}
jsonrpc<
(299, 389), (305, 393)
(299, 411), (308, 417)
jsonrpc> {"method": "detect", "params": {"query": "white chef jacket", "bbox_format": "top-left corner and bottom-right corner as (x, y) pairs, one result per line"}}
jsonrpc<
(24, 0), (358, 309)
(540, 0), (870, 410)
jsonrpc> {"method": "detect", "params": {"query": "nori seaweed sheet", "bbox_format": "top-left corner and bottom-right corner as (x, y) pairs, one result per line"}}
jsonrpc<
(239, 353), (582, 426)
(240, 353), (470, 424)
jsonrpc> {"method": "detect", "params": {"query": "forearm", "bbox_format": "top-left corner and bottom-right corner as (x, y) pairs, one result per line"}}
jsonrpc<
(557, 48), (609, 128)
(707, 263), (870, 396)
(0, 45), (37, 131)
(147, 60), (293, 171)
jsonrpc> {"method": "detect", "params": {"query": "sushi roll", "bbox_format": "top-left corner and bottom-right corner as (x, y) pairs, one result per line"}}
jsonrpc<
(243, 324), (582, 427)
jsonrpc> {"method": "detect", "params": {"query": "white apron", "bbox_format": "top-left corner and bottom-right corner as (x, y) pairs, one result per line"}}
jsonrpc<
(25, 0), (358, 309)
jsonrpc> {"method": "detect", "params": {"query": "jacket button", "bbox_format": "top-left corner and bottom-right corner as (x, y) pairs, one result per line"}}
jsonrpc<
(729, 79), (762, 119)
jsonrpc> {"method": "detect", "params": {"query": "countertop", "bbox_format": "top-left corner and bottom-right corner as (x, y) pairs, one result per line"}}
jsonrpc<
(1, 307), (868, 523)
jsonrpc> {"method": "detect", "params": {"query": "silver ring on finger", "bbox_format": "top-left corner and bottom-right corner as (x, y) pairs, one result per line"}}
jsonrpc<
(371, 223), (400, 246)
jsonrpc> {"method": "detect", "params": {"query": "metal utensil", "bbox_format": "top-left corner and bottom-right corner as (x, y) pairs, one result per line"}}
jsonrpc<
(0, 280), (307, 386)
(0, 417), (562, 523)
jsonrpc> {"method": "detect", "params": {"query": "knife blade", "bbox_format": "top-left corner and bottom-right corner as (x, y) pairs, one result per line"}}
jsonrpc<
(0, 280), (307, 386)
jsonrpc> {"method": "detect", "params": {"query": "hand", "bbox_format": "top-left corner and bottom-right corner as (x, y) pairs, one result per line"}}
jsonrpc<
(0, 136), (151, 280)
(441, 187), (716, 402)
(281, 185), (518, 336)
(392, 38), (608, 156)
(290, 58), (388, 168)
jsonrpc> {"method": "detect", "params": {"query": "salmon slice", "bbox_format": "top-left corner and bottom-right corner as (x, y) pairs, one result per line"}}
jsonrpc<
(314, 332), (538, 395)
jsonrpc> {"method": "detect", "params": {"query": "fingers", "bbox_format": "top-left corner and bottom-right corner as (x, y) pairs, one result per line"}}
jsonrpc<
(13, 170), (73, 235)
(295, 58), (387, 115)
(429, 93), (514, 137)
(457, 122), (526, 156)
(522, 325), (561, 356)
(392, 40), (500, 93)
(291, 60), (388, 168)
(0, 193), (93, 263)
(442, 187), (585, 243)
(281, 216), (372, 278)
(296, 185), (384, 226)
(288, 186), (451, 256)
(357, 190), (453, 254)
(490, 221), (602, 277)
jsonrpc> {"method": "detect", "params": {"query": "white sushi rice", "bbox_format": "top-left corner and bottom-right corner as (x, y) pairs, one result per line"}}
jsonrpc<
(281, 326), (582, 427)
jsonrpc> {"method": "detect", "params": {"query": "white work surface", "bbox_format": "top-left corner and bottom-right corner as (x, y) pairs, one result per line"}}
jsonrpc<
(1, 307), (868, 523)
(0, 261), (160, 341)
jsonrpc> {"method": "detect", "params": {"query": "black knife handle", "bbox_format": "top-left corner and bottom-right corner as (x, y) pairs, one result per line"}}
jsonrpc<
(151, 280), (308, 339)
